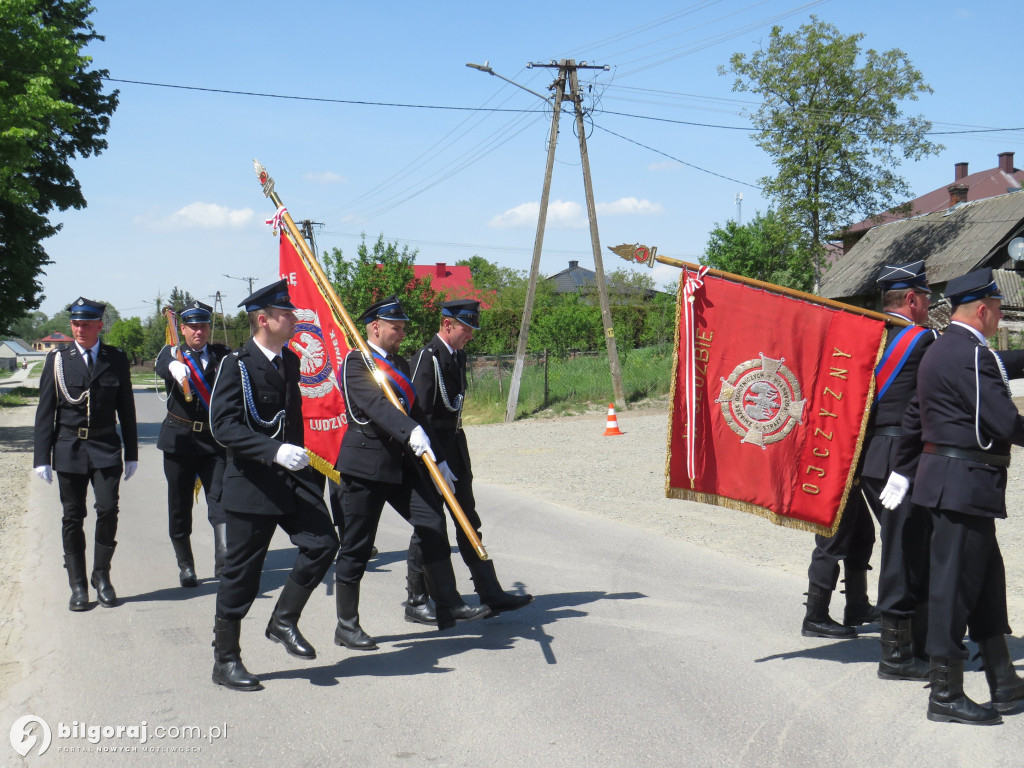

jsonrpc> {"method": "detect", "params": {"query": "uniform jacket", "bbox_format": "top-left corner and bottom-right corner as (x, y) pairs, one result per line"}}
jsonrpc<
(210, 339), (319, 516)
(337, 348), (442, 484)
(860, 320), (936, 481)
(411, 335), (471, 476)
(155, 342), (231, 455)
(33, 343), (138, 472)
(896, 323), (1024, 518)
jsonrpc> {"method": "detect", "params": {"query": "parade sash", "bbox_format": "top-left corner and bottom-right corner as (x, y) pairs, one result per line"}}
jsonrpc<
(182, 351), (211, 410)
(279, 234), (350, 462)
(666, 271), (886, 535)
(372, 352), (416, 409)
(874, 325), (928, 402)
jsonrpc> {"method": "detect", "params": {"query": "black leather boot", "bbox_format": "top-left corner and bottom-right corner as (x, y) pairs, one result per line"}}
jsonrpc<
(213, 524), (228, 579)
(468, 560), (533, 615)
(334, 581), (377, 650)
(64, 552), (90, 612)
(802, 582), (855, 638)
(265, 578), (317, 659)
(927, 657), (1002, 725)
(212, 618), (262, 691)
(404, 565), (437, 625)
(171, 538), (198, 588)
(842, 568), (880, 626)
(978, 635), (1024, 713)
(422, 560), (490, 630)
(90, 542), (118, 607)
(878, 615), (930, 680)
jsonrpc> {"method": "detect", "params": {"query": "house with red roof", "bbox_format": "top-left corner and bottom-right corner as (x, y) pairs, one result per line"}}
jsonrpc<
(35, 332), (74, 351)
(412, 262), (492, 307)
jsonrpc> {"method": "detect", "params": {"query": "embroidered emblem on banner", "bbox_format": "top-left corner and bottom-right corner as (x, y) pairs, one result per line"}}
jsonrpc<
(716, 354), (807, 449)
(288, 308), (335, 399)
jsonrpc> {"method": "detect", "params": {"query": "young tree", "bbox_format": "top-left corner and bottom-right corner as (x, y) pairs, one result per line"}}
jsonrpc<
(720, 16), (941, 289)
(322, 234), (443, 353)
(105, 317), (145, 364)
(0, 0), (119, 332)
(703, 210), (816, 292)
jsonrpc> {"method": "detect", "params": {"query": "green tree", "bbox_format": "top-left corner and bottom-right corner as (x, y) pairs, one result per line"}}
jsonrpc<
(0, 0), (119, 333)
(167, 287), (196, 313)
(322, 234), (443, 354)
(703, 210), (816, 292)
(105, 316), (145, 364)
(720, 16), (941, 288)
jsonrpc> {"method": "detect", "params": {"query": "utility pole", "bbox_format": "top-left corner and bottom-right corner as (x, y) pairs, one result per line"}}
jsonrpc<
(568, 63), (625, 410)
(211, 291), (229, 345)
(298, 219), (323, 259)
(735, 193), (743, 225)
(223, 273), (257, 296)
(476, 59), (622, 421)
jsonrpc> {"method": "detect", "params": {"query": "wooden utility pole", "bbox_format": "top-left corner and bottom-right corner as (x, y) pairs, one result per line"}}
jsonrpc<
(568, 64), (625, 410)
(504, 67), (566, 423)
(502, 59), (623, 421)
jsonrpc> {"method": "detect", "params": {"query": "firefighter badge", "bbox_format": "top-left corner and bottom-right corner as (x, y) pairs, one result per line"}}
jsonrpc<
(716, 353), (806, 449)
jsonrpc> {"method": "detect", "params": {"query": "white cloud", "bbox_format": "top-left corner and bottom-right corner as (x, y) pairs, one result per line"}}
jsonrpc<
(303, 171), (346, 184)
(596, 197), (664, 216)
(488, 199), (585, 229)
(647, 160), (677, 172)
(137, 202), (255, 230)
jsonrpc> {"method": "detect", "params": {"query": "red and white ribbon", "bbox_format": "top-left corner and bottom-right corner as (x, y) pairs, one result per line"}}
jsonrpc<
(265, 205), (287, 234)
(683, 265), (709, 487)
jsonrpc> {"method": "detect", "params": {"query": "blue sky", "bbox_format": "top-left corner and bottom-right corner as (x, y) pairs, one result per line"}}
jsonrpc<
(37, 0), (1024, 319)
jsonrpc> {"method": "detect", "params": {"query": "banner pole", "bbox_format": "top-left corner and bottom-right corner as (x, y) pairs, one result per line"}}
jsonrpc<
(654, 255), (909, 327)
(253, 160), (488, 560)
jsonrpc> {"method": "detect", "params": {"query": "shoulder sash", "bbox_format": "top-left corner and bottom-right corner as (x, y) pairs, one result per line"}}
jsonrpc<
(874, 325), (930, 402)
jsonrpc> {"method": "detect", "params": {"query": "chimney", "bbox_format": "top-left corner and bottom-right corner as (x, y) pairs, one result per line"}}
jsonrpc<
(948, 184), (969, 207)
(954, 161), (968, 181)
(999, 152), (1015, 175)
(434, 262), (446, 278)
(568, 260), (579, 269)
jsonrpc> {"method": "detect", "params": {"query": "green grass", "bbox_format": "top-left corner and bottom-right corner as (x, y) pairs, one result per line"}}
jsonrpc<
(462, 343), (675, 424)
(0, 386), (38, 408)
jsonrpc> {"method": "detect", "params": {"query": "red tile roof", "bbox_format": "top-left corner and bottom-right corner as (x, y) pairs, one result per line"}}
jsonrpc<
(412, 263), (492, 307)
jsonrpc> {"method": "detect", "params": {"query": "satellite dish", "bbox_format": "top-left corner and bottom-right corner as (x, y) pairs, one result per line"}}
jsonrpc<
(1010, 237), (1024, 262)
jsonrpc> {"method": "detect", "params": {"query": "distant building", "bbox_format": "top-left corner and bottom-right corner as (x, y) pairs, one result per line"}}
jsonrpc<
(36, 332), (74, 351)
(0, 339), (47, 371)
(412, 262), (492, 307)
(547, 260), (660, 303)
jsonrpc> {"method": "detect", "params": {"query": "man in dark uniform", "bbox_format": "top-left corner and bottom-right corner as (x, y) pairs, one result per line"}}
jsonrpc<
(208, 280), (339, 692)
(884, 268), (1024, 725)
(155, 300), (232, 587)
(799, 266), (934, 640)
(853, 262), (937, 681)
(403, 299), (532, 624)
(33, 297), (138, 611)
(331, 295), (488, 650)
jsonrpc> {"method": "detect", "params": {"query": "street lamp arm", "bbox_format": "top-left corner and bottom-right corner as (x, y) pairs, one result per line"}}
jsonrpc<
(466, 61), (553, 103)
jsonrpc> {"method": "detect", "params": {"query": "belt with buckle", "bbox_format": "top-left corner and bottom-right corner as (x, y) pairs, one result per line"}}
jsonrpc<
(167, 411), (207, 433)
(871, 426), (902, 438)
(61, 425), (116, 440)
(923, 443), (1010, 468)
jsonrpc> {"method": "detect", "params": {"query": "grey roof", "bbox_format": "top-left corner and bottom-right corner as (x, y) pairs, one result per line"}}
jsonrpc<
(820, 191), (1024, 301)
(548, 261), (597, 293)
(994, 269), (1024, 307)
(0, 339), (37, 355)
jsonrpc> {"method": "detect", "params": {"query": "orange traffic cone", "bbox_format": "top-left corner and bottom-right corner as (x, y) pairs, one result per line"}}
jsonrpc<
(603, 403), (624, 436)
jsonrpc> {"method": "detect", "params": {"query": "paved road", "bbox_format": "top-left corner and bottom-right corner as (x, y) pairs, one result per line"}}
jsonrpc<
(2, 389), (1023, 767)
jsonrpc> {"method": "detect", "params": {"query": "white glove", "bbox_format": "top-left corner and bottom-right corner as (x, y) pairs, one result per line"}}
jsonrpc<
(124, 460), (138, 481)
(274, 444), (310, 471)
(879, 471), (910, 510)
(438, 460), (458, 493)
(408, 426), (435, 461)
(34, 465), (52, 484)
(168, 360), (189, 385)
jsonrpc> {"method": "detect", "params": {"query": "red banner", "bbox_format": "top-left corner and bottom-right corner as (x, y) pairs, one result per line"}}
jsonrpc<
(667, 271), (886, 535)
(279, 234), (349, 463)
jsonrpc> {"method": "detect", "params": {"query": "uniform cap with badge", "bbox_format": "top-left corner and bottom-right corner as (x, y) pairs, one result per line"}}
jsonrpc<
(67, 297), (106, 320)
(358, 295), (410, 324)
(441, 299), (481, 330)
(238, 279), (297, 312)
(180, 300), (214, 324)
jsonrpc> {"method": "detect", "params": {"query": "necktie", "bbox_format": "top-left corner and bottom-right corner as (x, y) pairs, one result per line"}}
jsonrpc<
(189, 347), (205, 370)
(272, 355), (282, 371)
(84, 349), (93, 369)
